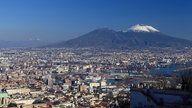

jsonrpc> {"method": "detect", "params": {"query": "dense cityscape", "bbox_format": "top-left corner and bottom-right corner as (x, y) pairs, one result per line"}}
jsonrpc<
(1, 0), (192, 108)
(0, 47), (192, 107)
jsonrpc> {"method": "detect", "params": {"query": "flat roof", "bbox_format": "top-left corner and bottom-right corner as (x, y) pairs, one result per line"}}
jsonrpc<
(0, 93), (9, 98)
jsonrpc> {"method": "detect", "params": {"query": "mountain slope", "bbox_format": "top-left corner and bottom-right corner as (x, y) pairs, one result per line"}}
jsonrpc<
(54, 28), (122, 48)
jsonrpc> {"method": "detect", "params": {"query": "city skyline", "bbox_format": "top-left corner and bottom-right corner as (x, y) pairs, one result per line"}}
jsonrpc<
(0, 0), (192, 42)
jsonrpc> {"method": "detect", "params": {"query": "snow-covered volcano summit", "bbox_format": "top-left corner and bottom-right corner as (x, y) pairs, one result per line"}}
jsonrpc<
(123, 24), (160, 32)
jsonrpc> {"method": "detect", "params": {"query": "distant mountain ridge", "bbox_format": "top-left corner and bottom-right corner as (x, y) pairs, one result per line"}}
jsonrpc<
(0, 40), (50, 48)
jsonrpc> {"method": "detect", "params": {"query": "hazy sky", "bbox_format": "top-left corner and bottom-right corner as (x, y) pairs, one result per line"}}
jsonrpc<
(0, 0), (192, 42)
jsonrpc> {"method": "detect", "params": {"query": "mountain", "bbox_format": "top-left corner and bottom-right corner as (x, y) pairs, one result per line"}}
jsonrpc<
(51, 24), (192, 48)
(0, 40), (50, 48)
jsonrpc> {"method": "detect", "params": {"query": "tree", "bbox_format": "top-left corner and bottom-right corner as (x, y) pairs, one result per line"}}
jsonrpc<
(180, 69), (192, 91)
(7, 103), (17, 107)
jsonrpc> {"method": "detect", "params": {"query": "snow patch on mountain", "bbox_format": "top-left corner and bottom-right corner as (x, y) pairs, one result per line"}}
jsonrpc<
(123, 24), (160, 32)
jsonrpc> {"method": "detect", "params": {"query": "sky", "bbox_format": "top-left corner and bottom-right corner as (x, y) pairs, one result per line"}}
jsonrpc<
(0, 0), (192, 42)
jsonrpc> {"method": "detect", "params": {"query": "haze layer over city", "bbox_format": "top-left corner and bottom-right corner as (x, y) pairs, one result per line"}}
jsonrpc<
(0, 0), (192, 108)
